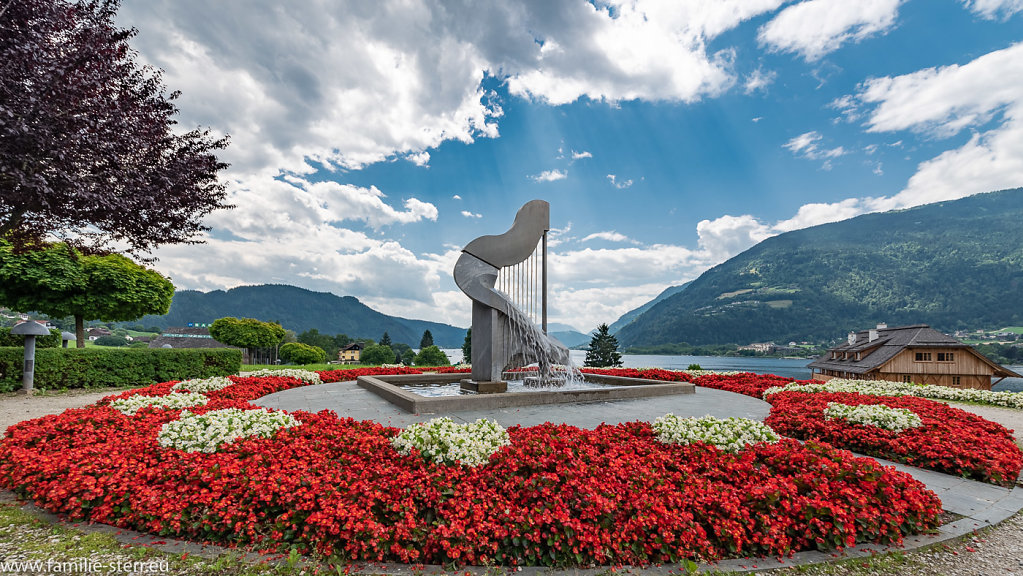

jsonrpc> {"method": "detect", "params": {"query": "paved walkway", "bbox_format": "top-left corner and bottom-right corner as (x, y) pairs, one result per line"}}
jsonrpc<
(255, 380), (1023, 574)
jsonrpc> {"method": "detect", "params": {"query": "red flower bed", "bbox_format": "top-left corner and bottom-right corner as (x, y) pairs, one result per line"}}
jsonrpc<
(765, 391), (1023, 486)
(693, 373), (801, 398)
(0, 390), (940, 566)
(318, 366), (471, 383)
(581, 367), (693, 382)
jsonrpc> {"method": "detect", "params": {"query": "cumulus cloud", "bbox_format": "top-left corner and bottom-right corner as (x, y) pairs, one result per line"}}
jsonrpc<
(759, 0), (903, 61)
(571, 150), (593, 160)
(606, 174), (634, 188)
(744, 67), (777, 94)
(452, 194), (462, 200)
(962, 0), (1023, 19)
(531, 169), (568, 182)
(461, 210), (482, 219)
(783, 131), (847, 168)
(581, 231), (638, 244)
(407, 151), (431, 167)
(846, 41), (1023, 209)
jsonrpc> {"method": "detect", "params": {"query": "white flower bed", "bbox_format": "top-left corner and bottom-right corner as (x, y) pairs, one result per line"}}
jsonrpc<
(170, 376), (234, 393)
(684, 370), (741, 377)
(824, 402), (922, 432)
(157, 408), (302, 453)
(246, 368), (322, 384)
(764, 378), (1023, 410)
(391, 417), (510, 466)
(652, 414), (779, 453)
(110, 392), (209, 416)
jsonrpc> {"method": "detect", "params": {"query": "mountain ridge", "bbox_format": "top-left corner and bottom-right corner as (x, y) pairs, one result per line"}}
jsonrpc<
(616, 188), (1023, 347)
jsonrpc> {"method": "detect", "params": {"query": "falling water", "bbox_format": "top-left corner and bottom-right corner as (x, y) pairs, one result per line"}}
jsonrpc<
(499, 294), (584, 387)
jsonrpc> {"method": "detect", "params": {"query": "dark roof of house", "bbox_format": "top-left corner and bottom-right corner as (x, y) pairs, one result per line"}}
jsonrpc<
(807, 324), (1020, 377)
(341, 342), (364, 351)
(147, 326), (237, 350)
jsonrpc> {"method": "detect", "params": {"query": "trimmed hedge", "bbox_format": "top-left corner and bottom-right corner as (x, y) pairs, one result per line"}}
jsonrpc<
(0, 327), (62, 348)
(0, 347), (241, 392)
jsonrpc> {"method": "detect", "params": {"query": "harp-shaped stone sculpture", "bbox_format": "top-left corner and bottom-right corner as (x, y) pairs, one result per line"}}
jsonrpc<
(454, 200), (570, 391)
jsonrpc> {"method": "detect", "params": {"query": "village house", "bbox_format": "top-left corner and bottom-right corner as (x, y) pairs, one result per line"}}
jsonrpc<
(808, 323), (1020, 390)
(338, 342), (364, 364)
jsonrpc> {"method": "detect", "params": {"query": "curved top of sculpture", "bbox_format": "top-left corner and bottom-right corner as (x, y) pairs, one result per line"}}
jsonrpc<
(462, 199), (549, 268)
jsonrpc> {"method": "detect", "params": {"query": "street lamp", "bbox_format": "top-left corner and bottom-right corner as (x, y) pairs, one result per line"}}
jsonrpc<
(11, 321), (51, 394)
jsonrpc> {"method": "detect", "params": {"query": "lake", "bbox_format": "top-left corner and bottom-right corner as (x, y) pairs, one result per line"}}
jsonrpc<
(440, 349), (1023, 392)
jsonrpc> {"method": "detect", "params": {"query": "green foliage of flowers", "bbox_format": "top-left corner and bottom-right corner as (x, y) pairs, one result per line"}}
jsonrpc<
(652, 414), (779, 453)
(170, 376), (234, 393)
(391, 417), (510, 466)
(109, 392), (208, 416)
(157, 408), (302, 453)
(824, 402), (923, 433)
(765, 378), (1023, 409)
(246, 368), (321, 384)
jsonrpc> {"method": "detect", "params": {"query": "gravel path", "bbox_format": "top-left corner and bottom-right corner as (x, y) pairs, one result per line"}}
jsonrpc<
(1, 389), (1022, 575)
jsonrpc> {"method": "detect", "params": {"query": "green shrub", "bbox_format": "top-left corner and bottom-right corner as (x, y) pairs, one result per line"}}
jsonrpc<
(414, 345), (450, 367)
(360, 344), (396, 365)
(0, 347), (241, 392)
(94, 335), (129, 347)
(279, 342), (327, 365)
(0, 327), (62, 348)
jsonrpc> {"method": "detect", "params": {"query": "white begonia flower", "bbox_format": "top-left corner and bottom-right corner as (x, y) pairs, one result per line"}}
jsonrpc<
(170, 376), (234, 393)
(110, 392), (209, 416)
(824, 402), (922, 433)
(158, 408), (302, 453)
(392, 417), (509, 467)
(652, 414), (779, 452)
(764, 378), (1023, 410)
(246, 369), (322, 384)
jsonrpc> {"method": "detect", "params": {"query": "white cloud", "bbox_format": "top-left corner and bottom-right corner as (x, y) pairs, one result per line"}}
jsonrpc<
(962, 0), (1023, 19)
(461, 210), (482, 219)
(407, 151), (431, 167)
(759, 0), (903, 62)
(847, 41), (1023, 209)
(606, 174), (634, 188)
(783, 131), (847, 168)
(581, 231), (638, 244)
(744, 67), (777, 94)
(752, 116), (763, 123)
(571, 150), (593, 160)
(452, 195), (462, 200)
(530, 169), (568, 182)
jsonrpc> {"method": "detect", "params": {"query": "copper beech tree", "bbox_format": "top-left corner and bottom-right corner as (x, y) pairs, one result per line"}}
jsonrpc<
(0, 0), (230, 256)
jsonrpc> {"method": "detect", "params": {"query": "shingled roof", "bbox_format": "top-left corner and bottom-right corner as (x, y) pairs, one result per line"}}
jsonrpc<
(807, 324), (1020, 377)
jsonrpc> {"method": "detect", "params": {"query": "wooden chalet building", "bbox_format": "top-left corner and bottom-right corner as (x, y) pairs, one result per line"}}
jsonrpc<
(808, 324), (1020, 390)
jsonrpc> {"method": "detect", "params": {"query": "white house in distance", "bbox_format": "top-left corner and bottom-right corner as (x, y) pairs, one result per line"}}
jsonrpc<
(808, 324), (1020, 390)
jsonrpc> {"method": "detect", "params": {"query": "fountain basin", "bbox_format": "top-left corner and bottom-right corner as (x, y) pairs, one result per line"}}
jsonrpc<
(356, 372), (695, 414)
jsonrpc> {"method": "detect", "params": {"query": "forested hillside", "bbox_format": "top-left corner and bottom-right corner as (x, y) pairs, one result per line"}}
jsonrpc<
(616, 188), (1023, 347)
(137, 284), (467, 348)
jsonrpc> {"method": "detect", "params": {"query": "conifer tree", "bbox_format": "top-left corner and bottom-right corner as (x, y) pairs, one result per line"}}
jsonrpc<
(380, 331), (392, 347)
(420, 330), (434, 348)
(584, 323), (623, 368)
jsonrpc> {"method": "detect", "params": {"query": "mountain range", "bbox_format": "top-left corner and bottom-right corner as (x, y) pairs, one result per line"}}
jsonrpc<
(614, 188), (1023, 348)
(137, 284), (467, 348)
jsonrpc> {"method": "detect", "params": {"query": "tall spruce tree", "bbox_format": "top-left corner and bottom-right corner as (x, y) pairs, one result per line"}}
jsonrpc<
(379, 331), (392, 347)
(419, 330), (434, 348)
(584, 324), (623, 368)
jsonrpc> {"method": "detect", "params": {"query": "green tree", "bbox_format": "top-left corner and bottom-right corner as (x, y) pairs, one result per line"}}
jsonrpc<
(420, 330), (434, 348)
(360, 344), (395, 366)
(380, 331), (392, 347)
(94, 335), (128, 347)
(414, 345), (450, 367)
(461, 328), (472, 363)
(401, 349), (416, 365)
(0, 241), (174, 347)
(391, 341), (413, 360)
(209, 317), (286, 364)
(584, 324), (623, 368)
(298, 328), (337, 358)
(279, 342), (327, 365)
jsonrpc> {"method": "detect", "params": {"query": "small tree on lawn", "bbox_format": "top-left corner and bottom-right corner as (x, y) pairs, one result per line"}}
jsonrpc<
(420, 330), (434, 348)
(279, 342), (327, 365)
(584, 323), (623, 368)
(414, 345), (451, 367)
(0, 241), (174, 347)
(360, 344), (396, 366)
(209, 317), (286, 365)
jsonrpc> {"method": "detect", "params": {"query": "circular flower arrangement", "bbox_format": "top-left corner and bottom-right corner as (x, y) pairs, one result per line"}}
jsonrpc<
(3, 367), (1013, 567)
(652, 414), (779, 452)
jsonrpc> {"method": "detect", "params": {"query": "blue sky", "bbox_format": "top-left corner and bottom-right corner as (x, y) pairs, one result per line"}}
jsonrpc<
(118, 0), (1023, 332)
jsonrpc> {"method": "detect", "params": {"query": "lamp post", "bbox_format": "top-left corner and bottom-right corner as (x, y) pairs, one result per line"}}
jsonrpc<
(61, 331), (75, 348)
(11, 321), (52, 394)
